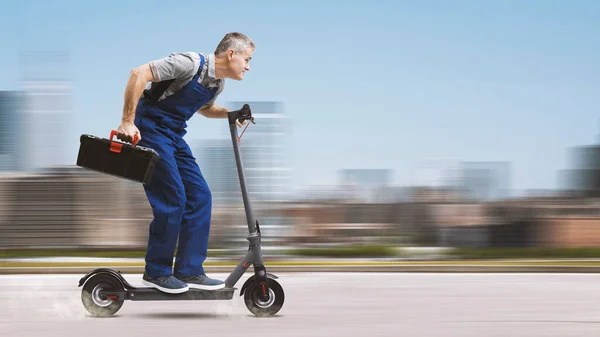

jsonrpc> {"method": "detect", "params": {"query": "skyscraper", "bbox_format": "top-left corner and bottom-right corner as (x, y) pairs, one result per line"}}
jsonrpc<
(19, 51), (72, 172)
(460, 161), (511, 201)
(0, 91), (25, 172)
(226, 101), (292, 202)
(193, 138), (240, 205)
(338, 169), (393, 202)
(561, 144), (600, 197)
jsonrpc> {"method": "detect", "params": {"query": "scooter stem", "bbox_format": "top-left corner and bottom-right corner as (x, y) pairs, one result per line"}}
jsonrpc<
(228, 105), (257, 235)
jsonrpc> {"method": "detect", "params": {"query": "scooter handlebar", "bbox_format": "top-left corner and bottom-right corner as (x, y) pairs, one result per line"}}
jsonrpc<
(228, 104), (255, 126)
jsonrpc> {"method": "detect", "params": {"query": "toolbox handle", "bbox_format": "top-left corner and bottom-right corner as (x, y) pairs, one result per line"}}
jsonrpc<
(110, 130), (139, 146)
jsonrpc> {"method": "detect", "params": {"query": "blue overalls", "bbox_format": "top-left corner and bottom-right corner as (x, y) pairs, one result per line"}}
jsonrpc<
(134, 54), (218, 278)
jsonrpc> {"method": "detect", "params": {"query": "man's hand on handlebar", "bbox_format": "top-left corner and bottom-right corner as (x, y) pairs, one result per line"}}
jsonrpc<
(228, 104), (255, 127)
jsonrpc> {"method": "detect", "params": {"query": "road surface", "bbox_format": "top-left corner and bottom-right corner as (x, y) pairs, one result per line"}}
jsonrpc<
(2, 273), (600, 336)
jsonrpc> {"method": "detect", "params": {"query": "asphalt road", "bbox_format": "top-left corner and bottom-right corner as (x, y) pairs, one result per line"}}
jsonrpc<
(2, 273), (600, 337)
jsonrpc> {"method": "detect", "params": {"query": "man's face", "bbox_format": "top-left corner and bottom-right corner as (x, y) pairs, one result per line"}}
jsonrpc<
(228, 47), (254, 80)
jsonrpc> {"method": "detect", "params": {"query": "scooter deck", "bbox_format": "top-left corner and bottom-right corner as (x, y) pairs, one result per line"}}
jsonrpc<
(80, 269), (237, 302)
(124, 287), (236, 301)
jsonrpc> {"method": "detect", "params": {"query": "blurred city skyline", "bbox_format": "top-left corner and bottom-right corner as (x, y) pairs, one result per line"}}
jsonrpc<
(0, 1), (599, 198)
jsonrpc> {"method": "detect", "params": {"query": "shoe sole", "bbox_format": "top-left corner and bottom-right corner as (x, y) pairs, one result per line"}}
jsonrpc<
(142, 280), (189, 294)
(186, 283), (226, 291)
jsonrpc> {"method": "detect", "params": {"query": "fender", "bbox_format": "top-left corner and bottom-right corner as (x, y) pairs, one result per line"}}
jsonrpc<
(240, 273), (278, 296)
(78, 268), (136, 289)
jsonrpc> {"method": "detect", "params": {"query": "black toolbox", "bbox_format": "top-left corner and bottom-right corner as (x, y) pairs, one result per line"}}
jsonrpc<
(77, 130), (160, 184)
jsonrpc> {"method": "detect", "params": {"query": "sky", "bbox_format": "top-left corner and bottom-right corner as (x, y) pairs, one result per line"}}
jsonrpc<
(0, 0), (599, 195)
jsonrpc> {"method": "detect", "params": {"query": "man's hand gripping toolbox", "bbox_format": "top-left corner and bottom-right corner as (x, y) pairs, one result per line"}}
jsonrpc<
(76, 130), (160, 184)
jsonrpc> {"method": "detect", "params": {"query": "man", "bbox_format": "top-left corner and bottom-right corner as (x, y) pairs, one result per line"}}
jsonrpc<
(116, 32), (255, 294)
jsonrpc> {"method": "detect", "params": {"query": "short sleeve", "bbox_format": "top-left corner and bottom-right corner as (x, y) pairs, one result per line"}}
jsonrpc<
(148, 52), (198, 82)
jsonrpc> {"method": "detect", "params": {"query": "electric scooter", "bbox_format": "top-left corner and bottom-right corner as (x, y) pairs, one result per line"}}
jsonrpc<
(78, 104), (284, 317)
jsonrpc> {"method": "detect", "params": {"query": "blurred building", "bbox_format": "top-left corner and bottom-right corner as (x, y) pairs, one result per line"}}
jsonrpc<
(459, 161), (511, 201)
(19, 51), (72, 172)
(225, 101), (292, 202)
(295, 185), (348, 202)
(338, 169), (393, 202)
(216, 101), (296, 247)
(561, 143), (600, 197)
(0, 91), (26, 172)
(0, 167), (153, 249)
(534, 202), (600, 247)
(193, 138), (239, 205)
(278, 201), (411, 246)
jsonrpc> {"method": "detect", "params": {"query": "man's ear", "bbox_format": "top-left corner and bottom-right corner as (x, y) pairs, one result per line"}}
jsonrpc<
(227, 49), (235, 60)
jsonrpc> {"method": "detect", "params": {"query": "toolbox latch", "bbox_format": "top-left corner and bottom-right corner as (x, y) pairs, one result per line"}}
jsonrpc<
(110, 141), (123, 153)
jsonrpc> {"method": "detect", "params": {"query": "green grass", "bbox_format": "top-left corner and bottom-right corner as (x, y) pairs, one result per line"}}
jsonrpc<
(5, 260), (600, 269)
(1, 244), (400, 259)
(0, 249), (145, 259)
(0, 248), (232, 259)
(286, 244), (398, 258)
(7, 246), (600, 261)
(451, 247), (600, 260)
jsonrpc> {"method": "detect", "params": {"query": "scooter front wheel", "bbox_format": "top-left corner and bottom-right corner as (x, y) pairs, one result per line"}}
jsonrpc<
(244, 278), (284, 317)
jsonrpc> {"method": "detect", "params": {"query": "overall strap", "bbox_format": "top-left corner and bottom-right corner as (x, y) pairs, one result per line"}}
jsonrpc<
(143, 53), (206, 104)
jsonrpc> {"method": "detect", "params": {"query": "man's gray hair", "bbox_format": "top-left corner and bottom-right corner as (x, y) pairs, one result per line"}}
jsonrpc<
(214, 32), (255, 56)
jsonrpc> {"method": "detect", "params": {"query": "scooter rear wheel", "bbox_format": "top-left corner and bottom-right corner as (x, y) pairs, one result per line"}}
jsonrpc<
(81, 274), (124, 317)
(244, 278), (284, 317)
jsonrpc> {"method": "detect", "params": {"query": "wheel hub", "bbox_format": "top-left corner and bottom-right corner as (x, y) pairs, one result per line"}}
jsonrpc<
(92, 284), (113, 307)
(253, 288), (275, 308)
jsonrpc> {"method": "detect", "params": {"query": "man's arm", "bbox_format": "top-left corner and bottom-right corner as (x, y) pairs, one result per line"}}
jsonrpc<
(122, 64), (155, 123)
(197, 103), (230, 118)
(117, 63), (155, 143)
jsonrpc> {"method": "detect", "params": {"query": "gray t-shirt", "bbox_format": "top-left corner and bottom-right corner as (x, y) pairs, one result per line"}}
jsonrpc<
(147, 52), (225, 108)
